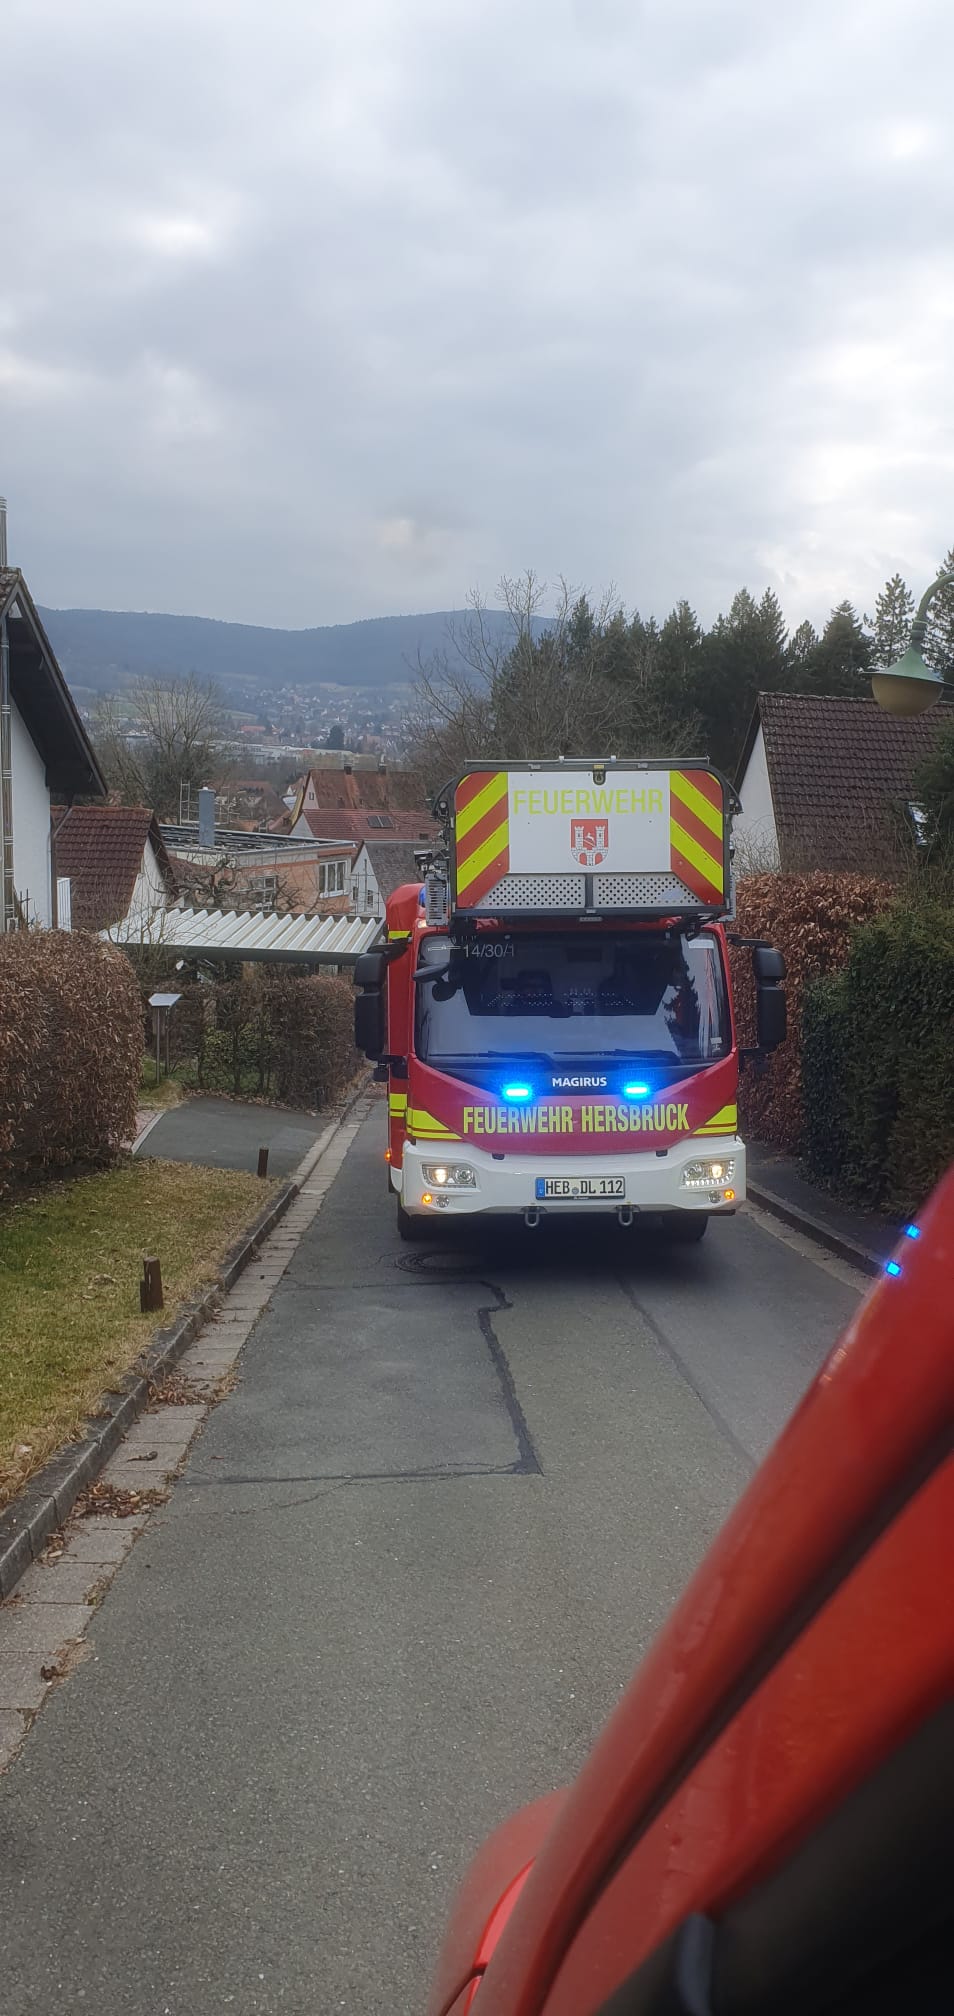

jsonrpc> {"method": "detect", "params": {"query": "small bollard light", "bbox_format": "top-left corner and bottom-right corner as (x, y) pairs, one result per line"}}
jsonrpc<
(140, 1255), (164, 1313)
(257, 1146), (269, 1180)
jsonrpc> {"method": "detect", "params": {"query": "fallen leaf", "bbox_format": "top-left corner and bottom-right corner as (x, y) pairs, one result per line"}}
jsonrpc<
(79, 1480), (168, 1519)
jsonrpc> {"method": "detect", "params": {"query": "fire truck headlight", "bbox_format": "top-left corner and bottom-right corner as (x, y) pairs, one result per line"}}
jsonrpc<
(422, 1163), (478, 1190)
(681, 1158), (736, 1190)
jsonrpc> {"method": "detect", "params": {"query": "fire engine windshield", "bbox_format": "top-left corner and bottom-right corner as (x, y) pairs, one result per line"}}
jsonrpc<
(414, 932), (729, 1067)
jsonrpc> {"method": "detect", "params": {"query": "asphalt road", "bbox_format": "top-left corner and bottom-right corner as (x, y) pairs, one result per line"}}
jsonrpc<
(0, 1105), (863, 2015)
(140, 1095), (330, 1177)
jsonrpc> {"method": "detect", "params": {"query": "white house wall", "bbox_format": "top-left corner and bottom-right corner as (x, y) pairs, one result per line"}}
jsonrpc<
(10, 700), (52, 925)
(126, 837), (169, 932)
(734, 725), (780, 873)
(350, 844), (383, 916)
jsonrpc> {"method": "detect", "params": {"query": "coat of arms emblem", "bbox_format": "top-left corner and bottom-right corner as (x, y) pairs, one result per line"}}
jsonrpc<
(570, 819), (608, 867)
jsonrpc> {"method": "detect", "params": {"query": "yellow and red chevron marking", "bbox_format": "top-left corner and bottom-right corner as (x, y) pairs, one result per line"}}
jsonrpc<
(454, 770), (510, 908)
(694, 1102), (738, 1136)
(408, 1106), (461, 1141)
(670, 768), (725, 907)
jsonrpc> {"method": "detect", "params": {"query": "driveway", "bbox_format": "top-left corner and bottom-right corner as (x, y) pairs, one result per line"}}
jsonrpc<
(138, 1094), (330, 1178)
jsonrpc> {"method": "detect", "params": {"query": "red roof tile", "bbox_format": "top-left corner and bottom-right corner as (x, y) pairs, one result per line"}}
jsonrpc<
(297, 807), (437, 844)
(296, 766), (429, 814)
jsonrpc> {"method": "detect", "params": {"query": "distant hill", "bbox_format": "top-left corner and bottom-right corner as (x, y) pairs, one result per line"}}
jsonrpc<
(37, 603), (537, 697)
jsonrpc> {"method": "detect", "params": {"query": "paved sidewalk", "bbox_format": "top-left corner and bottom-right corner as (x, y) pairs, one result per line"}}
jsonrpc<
(135, 1095), (329, 1177)
(748, 1142), (901, 1267)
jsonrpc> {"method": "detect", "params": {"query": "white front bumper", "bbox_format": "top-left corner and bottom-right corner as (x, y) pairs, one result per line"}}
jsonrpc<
(396, 1136), (744, 1219)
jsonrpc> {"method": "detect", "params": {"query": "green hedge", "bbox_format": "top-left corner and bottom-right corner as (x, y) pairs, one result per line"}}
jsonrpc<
(801, 977), (853, 1189)
(161, 971), (360, 1109)
(802, 904), (954, 1214)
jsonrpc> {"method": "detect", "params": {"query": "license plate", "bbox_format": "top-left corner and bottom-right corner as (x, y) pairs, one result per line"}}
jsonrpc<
(535, 1176), (626, 1201)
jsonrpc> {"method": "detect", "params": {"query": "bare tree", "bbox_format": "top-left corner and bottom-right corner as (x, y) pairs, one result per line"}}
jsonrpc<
(732, 828), (782, 878)
(405, 572), (703, 784)
(95, 675), (226, 818)
(171, 853), (310, 916)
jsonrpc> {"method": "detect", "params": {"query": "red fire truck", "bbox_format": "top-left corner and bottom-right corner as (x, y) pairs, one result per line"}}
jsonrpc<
(354, 761), (786, 1239)
(423, 1166), (954, 2014)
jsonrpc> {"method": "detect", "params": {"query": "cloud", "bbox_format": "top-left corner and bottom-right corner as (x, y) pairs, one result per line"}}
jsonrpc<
(3, 0), (954, 634)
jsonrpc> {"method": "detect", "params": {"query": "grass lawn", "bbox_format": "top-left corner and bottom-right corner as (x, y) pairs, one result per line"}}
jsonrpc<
(138, 1057), (187, 1110)
(0, 1159), (271, 1509)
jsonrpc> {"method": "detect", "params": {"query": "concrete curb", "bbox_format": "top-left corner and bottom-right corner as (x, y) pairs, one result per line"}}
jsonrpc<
(130, 1110), (166, 1156)
(289, 1071), (373, 1189)
(747, 1179), (885, 1279)
(0, 1078), (371, 1602)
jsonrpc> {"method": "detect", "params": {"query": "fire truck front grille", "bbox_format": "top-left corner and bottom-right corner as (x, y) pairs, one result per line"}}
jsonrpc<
(467, 871), (704, 910)
(594, 872), (701, 906)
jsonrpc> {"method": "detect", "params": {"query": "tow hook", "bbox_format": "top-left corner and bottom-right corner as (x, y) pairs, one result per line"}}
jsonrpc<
(617, 1205), (634, 1228)
(524, 1208), (541, 1229)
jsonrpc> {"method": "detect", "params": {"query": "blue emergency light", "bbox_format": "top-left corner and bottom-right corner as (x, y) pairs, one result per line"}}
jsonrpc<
(501, 1082), (534, 1102)
(622, 1081), (650, 1099)
(885, 1260), (902, 1278)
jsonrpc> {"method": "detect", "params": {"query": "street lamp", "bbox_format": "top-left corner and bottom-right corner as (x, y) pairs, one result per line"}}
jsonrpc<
(871, 573), (952, 716)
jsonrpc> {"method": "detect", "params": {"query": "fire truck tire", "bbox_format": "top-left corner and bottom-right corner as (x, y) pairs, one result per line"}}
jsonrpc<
(667, 1214), (709, 1243)
(396, 1201), (428, 1242)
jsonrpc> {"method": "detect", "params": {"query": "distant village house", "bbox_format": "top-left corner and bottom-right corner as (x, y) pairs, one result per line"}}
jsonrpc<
(351, 840), (427, 917)
(163, 820), (354, 917)
(290, 762), (436, 849)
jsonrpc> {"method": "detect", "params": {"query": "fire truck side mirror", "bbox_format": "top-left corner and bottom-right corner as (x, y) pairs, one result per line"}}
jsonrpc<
(354, 984), (386, 1060)
(354, 952), (388, 1060)
(752, 944), (786, 1055)
(354, 951), (387, 989)
(752, 945), (785, 983)
(757, 985), (787, 1053)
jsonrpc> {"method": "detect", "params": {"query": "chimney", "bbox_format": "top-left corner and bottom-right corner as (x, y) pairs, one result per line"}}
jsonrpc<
(0, 498), (7, 567)
(197, 786), (216, 849)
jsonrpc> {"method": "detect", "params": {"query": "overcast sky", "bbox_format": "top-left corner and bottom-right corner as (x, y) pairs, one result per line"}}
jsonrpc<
(4, 0), (954, 634)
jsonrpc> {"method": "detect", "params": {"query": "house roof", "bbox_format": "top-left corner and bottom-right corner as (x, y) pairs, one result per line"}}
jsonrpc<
(356, 839), (425, 898)
(293, 765), (430, 818)
(54, 805), (176, 930)
(214, 779), (288, 823)
(297, 806), (437, 844)
(160, 821), (353, 860)
(107, 905), (384, 965)
(737, 692), (952, 872)
(0, 569), (106, 796)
